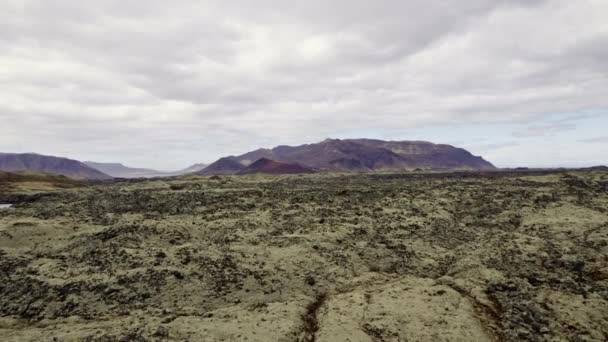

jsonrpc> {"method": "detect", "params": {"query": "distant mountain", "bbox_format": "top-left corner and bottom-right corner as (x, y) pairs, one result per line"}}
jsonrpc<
(85, 162), (208, 178)
(199, 138), (495, 175)
(84, 162), (165, 178)
(582, 165), (608, 171)
(0, 153), (111, 180)
(197, 157), (246, 176)
(175, 163), (208, 174)
(349, 139), (495, 170)
(237, 158), (316, 175)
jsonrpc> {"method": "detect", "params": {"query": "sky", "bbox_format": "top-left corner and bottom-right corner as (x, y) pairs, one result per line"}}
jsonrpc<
(1, 0), (607, 170)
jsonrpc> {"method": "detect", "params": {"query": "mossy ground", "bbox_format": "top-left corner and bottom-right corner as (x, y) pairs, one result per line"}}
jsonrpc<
(0, 170), (607, 341)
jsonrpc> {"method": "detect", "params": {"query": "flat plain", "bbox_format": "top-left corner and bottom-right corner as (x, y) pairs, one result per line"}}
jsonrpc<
(0, 170), (607, 341)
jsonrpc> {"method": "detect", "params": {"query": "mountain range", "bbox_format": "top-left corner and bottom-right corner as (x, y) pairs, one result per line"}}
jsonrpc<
(0, 139), (495, 179)
(197, 139), (494, 175)
(83, 161), (207, 178)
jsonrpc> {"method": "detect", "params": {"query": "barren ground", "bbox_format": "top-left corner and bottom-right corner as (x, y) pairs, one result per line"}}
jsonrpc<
(1, 170), (607, 341)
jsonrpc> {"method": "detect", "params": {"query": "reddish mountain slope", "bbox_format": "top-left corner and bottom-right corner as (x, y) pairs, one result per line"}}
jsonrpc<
(237, 158), (316, 175)
(197, 157), (245, 176)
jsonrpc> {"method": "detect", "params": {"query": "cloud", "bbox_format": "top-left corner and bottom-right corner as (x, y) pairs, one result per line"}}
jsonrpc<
(0, 0), (607, 169)
(467, 142), (520, 152)
(512, 122), (577, 138)
(580, 136), (608, 144)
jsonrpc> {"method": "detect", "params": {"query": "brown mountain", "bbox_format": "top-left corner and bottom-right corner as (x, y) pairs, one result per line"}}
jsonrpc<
(237, 158), (316, 175)
(0, 153), (111, 180)
(197, 157), (246, 176)
(202, 138), (495, 173)
(349, 139), (495, 170)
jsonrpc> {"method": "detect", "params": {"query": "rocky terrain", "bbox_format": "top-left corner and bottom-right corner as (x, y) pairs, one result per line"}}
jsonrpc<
(0, 171), (86, 201)
(199, 138), (495, 175)
(0, 169), (607, 341)
(0, 153), (111, 180)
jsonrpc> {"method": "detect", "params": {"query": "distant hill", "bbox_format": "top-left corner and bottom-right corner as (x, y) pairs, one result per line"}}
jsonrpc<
(198, 138), (495, 175)
(175, 163), (208, 174)
(581, 165), (608, 171)
(0, 153), (111, 180)
(197, 157), (246, 176)
(84, 162), (207, 178)
(237, 158), (315, 175)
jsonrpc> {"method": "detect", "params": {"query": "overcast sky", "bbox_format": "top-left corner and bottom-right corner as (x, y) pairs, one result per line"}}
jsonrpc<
(1, 0), (607, 170)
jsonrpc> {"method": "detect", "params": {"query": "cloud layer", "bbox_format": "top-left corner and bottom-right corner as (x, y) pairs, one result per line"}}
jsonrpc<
(1, 0), (607, 169)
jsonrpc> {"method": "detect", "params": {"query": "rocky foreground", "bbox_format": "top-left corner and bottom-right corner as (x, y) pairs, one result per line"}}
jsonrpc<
(0, 170), (607, 341)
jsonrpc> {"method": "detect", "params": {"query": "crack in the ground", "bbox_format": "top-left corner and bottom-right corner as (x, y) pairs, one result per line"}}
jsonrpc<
(445, 283), (504, 342)
(300, 292), (328, 342)
(361, 323), (387, 342)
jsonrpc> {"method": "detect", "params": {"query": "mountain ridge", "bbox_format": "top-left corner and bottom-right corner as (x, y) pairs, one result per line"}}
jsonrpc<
(197, 138), (495, 175)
